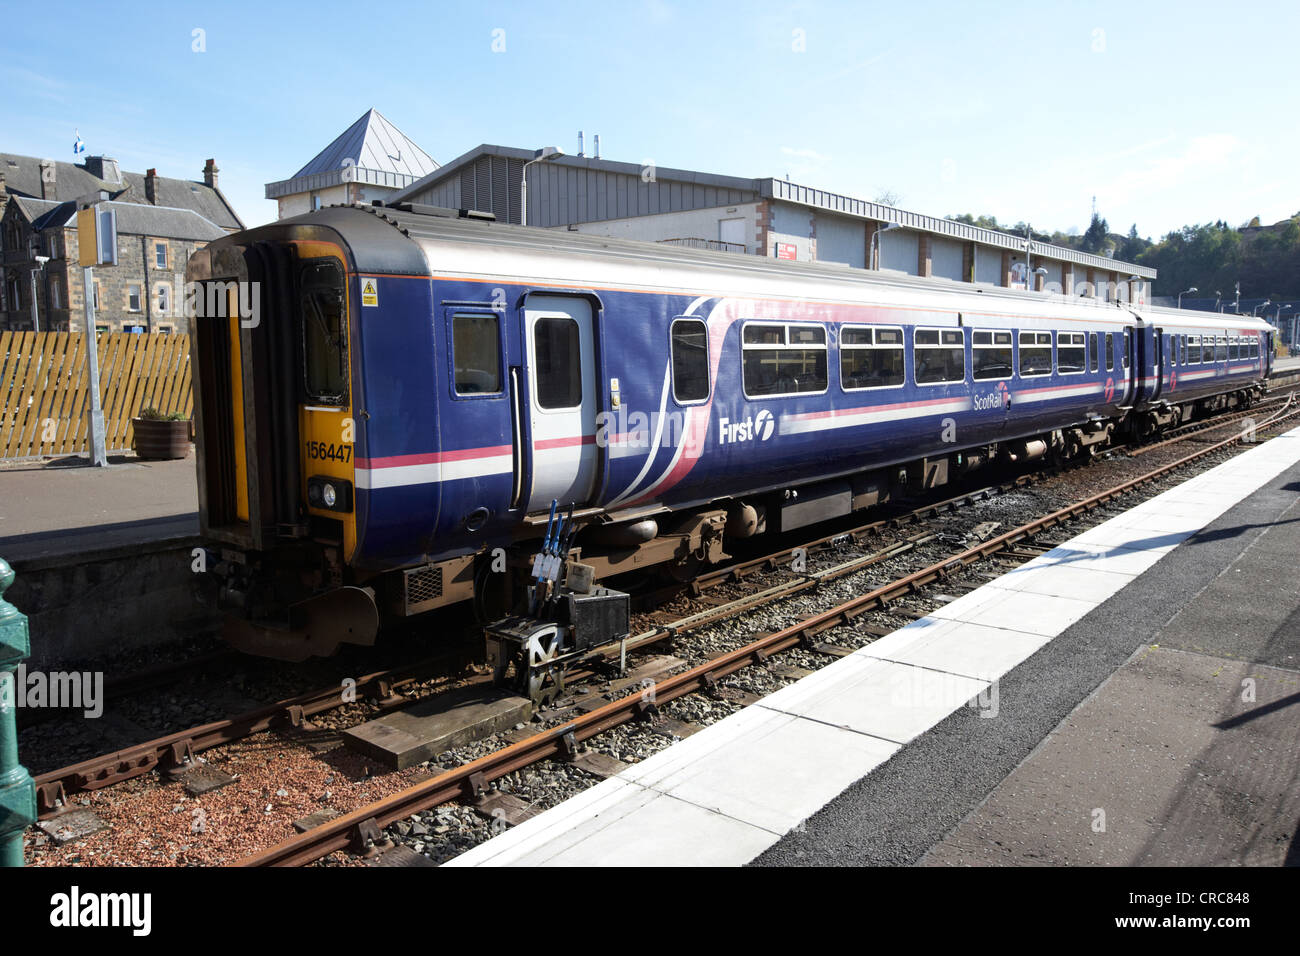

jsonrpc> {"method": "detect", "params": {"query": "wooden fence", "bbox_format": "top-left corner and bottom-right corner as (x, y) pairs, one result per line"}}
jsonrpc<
(0, 331), (192, 460)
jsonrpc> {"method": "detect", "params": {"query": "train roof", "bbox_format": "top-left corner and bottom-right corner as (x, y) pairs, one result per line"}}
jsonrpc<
(227, 203), (1271, 334)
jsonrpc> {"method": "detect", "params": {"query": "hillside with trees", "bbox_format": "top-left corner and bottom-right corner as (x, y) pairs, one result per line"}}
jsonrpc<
(948, 210), (1300, 300)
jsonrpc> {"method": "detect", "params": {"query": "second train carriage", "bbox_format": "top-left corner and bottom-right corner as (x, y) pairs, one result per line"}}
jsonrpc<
(186, 202), (1273, 659)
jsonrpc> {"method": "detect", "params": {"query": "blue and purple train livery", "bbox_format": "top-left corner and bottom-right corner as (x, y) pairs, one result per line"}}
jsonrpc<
(187, 203), (1273, 658)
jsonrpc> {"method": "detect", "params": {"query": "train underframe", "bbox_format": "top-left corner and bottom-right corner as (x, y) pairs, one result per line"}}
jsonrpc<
(204, 381), (1265, 662)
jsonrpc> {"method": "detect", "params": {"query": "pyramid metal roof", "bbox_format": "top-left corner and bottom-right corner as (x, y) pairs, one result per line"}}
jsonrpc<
(264, 109), (438, 199)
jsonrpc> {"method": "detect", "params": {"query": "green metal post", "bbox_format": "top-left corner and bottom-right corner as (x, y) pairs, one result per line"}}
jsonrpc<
(0, 558), (36, 867)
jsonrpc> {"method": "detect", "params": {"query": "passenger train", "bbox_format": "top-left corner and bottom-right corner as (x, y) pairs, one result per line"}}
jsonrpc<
(186, 202), (1274, 659)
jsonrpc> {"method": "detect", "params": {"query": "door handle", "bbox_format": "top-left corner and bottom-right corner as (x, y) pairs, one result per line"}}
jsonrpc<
(509, 366), (524, 510)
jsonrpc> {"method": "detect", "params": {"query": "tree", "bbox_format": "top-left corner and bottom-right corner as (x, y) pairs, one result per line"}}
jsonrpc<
(1081, 212), (1110, 254)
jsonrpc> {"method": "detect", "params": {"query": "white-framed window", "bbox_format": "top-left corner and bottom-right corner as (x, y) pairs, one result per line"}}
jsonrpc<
(1216, 335), (1227, 363)
(841, 325), (905, 390)
(93, 281), (101, 311)
(156, 323), (175, 335)
(913, 327), (965, 385)
(972, 329), (1014, 381)
(156, 283), (170, 314)
(1057, 332), (1086, 373)
(154, 242), (167, 269)
(741, 322), (828, 397)
(127, 284), (141, 312)
(50, 278), (62, 310)
(1019, 331), (1053, 377)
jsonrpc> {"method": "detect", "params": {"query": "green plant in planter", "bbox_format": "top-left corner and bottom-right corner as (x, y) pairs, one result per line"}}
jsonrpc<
(137, 407), (189, 421)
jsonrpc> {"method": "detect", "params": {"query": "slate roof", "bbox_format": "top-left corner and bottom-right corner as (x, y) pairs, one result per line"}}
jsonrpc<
(11, 196), (225, 241)
(0, 152), (243, 231)
(265, 109), (438, 198)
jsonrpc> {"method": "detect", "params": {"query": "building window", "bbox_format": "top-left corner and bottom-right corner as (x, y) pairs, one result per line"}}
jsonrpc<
(1057, 332), (1087, 373)
(7, 278), (19, 310)
(123, 323), (146, 334)
(841, 326), (905, 389)
(972, 330), (1014, 381)
(93, 282), (101, 311)
(156, 324), (175, 335)
(914, 328), (965, 385)
(95, 323), (111, 335)
(154, 242), (167, 269)
(742, 323), (827, 396)
(51, 278), (62, 310)
(156, 283), (170, 314)
(451, 312), (502, 395)
(127, 284), (142, 312)
(670, 318), (710, 402)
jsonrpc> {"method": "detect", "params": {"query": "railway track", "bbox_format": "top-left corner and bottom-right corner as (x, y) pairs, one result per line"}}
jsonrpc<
(234, 401), (1300, 867)
(28, 392), (1299, 841)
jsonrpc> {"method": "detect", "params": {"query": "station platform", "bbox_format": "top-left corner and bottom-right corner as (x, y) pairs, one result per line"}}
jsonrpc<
(449, 427), (1300, 867)
(0, 454), (198, 566)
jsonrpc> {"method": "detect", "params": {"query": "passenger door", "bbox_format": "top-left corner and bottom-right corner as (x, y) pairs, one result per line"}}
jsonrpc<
(522, 294), (598, 511)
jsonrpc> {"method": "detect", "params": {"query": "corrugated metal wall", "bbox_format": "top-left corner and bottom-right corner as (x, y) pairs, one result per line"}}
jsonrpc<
(527, 165), (756, 227)
(931, 238), (965, 281)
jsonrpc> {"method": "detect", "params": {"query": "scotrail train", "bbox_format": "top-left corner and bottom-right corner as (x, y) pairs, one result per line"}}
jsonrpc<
(185, 202), (1274, 660)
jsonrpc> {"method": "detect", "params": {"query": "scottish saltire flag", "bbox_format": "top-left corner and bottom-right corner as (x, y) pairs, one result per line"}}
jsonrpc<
(73, 130), (85, 155)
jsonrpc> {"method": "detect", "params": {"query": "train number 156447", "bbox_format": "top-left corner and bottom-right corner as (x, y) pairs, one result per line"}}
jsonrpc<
(306, 441), (352, 463)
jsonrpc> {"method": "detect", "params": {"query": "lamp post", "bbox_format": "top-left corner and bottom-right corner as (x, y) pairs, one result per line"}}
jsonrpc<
(27, 256), (49, 331)
(870, 221), (901, 270)
(519, 146), (564, 226)
(1253, 299), (1272, 317)
(1177, 286), (1197, 309)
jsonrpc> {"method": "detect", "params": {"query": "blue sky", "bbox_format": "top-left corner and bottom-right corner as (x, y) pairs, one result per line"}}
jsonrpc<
(3, 0), (1296, 235)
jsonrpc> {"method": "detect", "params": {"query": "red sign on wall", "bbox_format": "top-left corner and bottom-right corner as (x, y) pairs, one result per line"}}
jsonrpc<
(776, 242), (797, 260)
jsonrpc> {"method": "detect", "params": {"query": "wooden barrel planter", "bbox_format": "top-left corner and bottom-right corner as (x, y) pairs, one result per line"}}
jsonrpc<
(133, 418), (191, 460)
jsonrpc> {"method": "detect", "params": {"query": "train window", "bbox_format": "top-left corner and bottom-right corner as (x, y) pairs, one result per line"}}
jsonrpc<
(841, 325), (905, 390)
(1105, 333), (1115, 371)
(534, 317), (582, 409)
(300, 259), (348, 405)
(1019, 331), (1052, 377)
(742, 322), (827, 397)
(1229, 337), (1239, 361)
(914, 328), (965, 385)
(452, 313), (502, 395)
(670, 318), (710, 403)
(1181, 335), (1187, 364)
(1089, 333), (1099, 372)
(972, 330), (1013, 381)
(1201, 336), (1214, 364)
(1216, 336), (1227, 362)
(1058, 332), (1086, 374)
(1122, 329), (1131, 368)
(1187, 336), (1199, 364)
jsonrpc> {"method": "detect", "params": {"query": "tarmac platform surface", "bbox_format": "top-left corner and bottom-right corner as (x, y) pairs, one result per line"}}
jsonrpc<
(451, 428), (1300, 867)
(0, 454), (198, 565)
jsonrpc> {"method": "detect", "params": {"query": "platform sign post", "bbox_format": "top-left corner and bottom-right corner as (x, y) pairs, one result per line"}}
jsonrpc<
(0, 559), (35, 868)
(76, 194), (114, 467)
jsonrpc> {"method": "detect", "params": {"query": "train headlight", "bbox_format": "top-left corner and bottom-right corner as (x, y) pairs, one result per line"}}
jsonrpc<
(308, 475), (353, 512)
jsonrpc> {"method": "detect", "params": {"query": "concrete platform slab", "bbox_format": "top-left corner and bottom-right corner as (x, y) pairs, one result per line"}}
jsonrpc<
(929, 585), (1096, 636)
(342, 687), (531, 770)
(758, 656), (988, 745)
(857, 617), (1050, 681)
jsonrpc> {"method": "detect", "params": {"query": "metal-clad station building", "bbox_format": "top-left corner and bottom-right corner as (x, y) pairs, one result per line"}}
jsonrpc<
(390, 144), (1155, 300)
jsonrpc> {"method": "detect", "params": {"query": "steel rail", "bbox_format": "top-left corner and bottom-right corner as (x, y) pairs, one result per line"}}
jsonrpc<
(239, 407), (1300, 868)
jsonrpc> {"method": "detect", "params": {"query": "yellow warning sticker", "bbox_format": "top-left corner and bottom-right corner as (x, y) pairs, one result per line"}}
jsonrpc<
(361, 279), (379, 307)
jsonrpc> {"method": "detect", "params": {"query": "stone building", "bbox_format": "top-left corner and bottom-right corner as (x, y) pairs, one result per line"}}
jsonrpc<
(0, 153), (243, 333)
